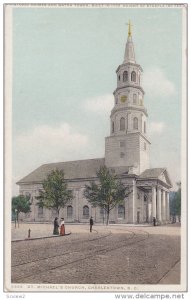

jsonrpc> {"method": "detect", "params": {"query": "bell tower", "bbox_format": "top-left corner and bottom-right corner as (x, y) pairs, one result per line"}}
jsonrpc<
(105, 22), (151, 174)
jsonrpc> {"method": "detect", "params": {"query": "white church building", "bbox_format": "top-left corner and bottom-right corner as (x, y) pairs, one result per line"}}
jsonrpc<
(17, 24), (172, 224)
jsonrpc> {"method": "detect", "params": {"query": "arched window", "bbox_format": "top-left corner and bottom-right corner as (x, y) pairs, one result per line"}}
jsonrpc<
(133, 94), (137, 104)
(118, 75), (120, 81)
(100, 207), (104, 216)
(133, 117), (138, 130)
(120, 117), (125, 131)
(83, 205), (89, 219)
(123, 71), (128, 82)
(118, 205), (125, 219)
(51, 208), (57, 217)
(38, 207), (43, 217)
(112, 121), (115, 133)
(67, 205), (73, 218)
(144, 121), (146, 133)
(131, 71), (136, 82)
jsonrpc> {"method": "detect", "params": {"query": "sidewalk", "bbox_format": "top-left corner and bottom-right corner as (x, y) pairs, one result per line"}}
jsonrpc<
(12, 223), (71, 241)
(11, 222), (180, 241)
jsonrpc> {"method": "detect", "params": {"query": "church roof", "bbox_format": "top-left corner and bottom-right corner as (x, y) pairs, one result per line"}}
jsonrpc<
(139, 168), (172, 187)
(17, 158), (105, 184)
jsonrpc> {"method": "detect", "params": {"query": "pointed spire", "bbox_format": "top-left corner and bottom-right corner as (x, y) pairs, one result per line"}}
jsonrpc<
(128, 20), (132, 38)
(123, 21), (136, 64)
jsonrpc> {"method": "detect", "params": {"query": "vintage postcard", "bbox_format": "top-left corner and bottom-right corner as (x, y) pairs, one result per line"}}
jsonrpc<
(4, 2), (187, 296)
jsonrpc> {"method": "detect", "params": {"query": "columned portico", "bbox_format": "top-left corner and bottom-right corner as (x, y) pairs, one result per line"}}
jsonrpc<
(157, 187), (162, 223)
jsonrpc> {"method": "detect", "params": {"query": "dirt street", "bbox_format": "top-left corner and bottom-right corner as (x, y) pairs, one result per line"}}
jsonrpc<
(11, 224), (180, 286)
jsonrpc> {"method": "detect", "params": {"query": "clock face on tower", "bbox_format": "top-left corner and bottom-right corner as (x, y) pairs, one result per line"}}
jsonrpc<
(120, 95), (127, 103)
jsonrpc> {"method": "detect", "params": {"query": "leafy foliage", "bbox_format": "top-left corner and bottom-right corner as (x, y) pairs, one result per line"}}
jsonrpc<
(36, 169), (73, 216)
(12, 195), (31, 222)
(84, 166), (130, 224)
(12, 195), (31, 214)
(170, 181), (181, 221)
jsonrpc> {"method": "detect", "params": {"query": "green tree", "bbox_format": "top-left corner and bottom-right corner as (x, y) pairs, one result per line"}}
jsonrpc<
(12, 195), (31, 226)
(170, 182), (181, 222)
(84, 166), (130, 225)
(36, 169), (73, 217)
(175, 181), (181, 221)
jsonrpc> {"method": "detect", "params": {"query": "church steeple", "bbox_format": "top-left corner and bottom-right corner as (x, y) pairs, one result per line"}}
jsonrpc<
(105, 24), (151, 174)
(123, 21), (136, 64)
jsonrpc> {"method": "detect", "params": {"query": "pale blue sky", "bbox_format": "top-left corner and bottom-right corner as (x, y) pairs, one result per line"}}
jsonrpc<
(12, 7), (183, 193)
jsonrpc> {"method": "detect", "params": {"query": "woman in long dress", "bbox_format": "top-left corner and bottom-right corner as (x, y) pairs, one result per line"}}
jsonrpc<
(53, 217), (59, 235)
(60, 218), (65, 236)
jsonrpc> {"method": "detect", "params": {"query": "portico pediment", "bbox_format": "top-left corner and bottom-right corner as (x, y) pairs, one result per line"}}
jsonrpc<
(138, 168), (172, 189)
(158, 170), (172, 186)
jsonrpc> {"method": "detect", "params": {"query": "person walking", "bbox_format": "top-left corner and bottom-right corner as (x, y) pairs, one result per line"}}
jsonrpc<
(90, 216), (93, 232)
(53, 217), (59, 235)
(153, 217), (156, 226)
(60, 217), (65, 236)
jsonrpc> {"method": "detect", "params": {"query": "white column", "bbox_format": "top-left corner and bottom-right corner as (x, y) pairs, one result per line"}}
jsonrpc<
(157, 187), (162, 223)
(125, 195), (129, 223)
(166, 192), (170, 222)
(132, 179), (137, 223)
(148, 202), (152, 223)
(162, 190), (166, 222)
(152, 186), (157, 219)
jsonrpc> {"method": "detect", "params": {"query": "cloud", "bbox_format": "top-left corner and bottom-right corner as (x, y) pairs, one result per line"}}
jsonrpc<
(143, 67), (176, 98)
(13, 123), (89, 194)
(84, 94), (114, 115)
(15, 123), (88, 159)
(148, 121), (166, 135)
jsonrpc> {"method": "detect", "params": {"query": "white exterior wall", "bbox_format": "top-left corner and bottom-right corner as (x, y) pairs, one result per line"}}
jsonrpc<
(139, 135), (150, 173)
(19, 177), (142, 224)
(105, 133), (140, 172)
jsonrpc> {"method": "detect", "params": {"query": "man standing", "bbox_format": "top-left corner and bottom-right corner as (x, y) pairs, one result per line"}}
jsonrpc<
(90, 216), (93, 232)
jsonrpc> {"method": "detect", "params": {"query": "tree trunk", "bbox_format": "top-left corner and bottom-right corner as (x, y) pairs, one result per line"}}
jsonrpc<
(106, 208), (110, 225)
(17, 211), (19, 228)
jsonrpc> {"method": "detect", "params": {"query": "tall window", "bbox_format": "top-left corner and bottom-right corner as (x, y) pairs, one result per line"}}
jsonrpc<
(38, 207), (43, 217)
(118, 205), (125, 219)
(133, 117), (138, 130)
(83, 205), (89, 219)
(67, 205), (73, 218)
(51, 208), (57, 217)
(123, 71), (128, 82)
(144, 121), (146, 133)
(100, 207), (104, 216)
(112, 121), (115, 133)
(133, 94), (137, 104)
(25, 212), (31, 218)
(120, 117), (125, 131)
(131, 71), (136, 82)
